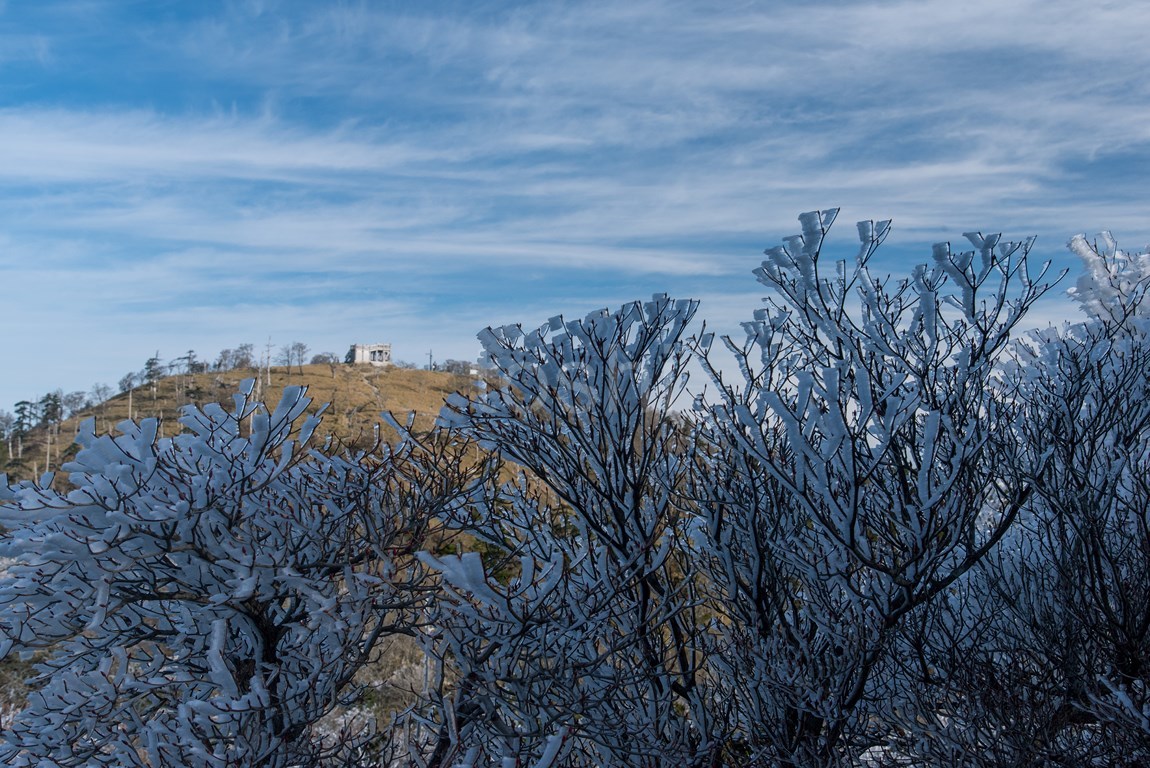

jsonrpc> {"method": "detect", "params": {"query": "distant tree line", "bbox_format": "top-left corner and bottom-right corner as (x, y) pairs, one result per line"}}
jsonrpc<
(0, 386), (112, 463)
(2, 339), (475, 468)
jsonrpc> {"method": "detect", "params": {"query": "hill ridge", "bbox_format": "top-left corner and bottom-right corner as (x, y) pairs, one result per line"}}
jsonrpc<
(2, 365), (482, 482)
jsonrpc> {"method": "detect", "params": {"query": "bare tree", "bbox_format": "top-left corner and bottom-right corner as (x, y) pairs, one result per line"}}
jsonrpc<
(216, 344), (256, 372)
(61, 391), (88, 420)
(276, 344), (294, 371)
(440, 359), (473, 375)
(88, 383), (112, 406)
(311, 353), (341, 378)
(0, 411), (13, 461)
(290, 341), (310, 375)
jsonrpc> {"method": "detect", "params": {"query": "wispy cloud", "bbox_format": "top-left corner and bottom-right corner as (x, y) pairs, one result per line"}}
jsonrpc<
(0, 0), (1147, 408)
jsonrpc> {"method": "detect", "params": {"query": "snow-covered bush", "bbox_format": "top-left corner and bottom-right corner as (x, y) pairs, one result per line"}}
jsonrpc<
(3, 214), (1147, 768)
(902, 234), (1150, 766)
(423, 294), (706, 766)
(690, 210), (1057, 765)
(419, 211), (1065, 766)
(0, 383), (478, 767)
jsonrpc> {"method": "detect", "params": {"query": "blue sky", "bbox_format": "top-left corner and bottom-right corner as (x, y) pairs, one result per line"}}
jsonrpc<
(2, 0), (1149, 411)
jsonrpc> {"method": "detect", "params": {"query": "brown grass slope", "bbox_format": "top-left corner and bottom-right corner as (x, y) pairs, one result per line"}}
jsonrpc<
(3, 364), (485, 482)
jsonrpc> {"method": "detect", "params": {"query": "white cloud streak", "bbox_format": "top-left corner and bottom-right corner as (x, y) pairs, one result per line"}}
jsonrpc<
(0, 0), (1147, 408)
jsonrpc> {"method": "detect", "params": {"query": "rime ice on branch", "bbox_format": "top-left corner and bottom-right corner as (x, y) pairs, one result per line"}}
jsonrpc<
(0, 382), (481, 768)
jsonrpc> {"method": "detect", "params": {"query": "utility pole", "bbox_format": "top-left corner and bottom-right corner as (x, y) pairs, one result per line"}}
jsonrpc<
(427, 349), (434, 371)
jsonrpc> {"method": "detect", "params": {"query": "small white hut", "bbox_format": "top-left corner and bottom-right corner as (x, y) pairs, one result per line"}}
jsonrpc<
(346, 343), (393, 367)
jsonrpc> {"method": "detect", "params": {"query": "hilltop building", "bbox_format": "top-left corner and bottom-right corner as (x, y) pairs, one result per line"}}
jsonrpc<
(346, 343), (393, 367)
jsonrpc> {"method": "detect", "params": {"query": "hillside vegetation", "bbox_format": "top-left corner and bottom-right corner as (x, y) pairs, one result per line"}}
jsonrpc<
(2, 364), (484, 483)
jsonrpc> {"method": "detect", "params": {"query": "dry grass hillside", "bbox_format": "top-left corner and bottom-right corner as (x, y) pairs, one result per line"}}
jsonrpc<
(3, 364), (487, 483)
